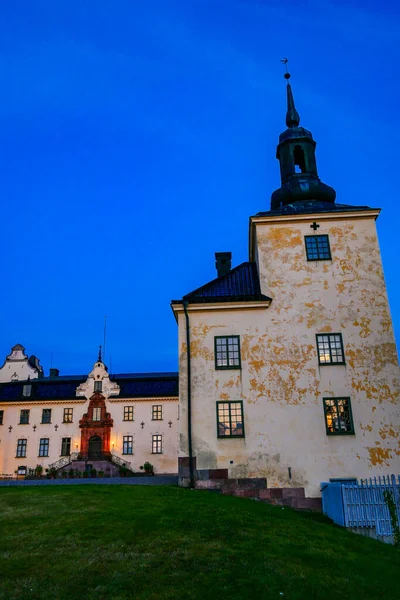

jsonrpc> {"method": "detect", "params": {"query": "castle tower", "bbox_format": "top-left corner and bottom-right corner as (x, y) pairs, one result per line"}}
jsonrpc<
(172, 70), (400, 497)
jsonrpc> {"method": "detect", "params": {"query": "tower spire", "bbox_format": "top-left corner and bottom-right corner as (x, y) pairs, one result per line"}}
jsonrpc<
(98, 345), (102, 362)
(270, 60), (336, 209)
(281, 59), (300, 128)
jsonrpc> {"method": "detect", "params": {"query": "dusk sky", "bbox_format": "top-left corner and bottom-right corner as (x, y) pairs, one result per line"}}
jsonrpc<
(1, 0), (399, 375)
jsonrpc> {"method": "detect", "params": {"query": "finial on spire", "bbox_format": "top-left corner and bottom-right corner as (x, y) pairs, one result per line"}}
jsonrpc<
(281, 58), (300, 128)
(98, 345), (102, 362)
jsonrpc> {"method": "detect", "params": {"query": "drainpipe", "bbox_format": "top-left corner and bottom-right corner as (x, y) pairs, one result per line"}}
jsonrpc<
(183, 300), (195, 488)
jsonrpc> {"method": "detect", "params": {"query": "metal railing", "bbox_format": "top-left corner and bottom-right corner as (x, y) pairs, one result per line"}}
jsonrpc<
(48, 456), (71, 471)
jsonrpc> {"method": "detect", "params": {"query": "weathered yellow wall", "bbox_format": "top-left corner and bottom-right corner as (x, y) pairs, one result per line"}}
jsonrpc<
(177, 213), (400, 496)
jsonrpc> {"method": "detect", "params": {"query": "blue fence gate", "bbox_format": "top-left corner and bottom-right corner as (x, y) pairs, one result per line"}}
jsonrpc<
(322, 474), (400, 542)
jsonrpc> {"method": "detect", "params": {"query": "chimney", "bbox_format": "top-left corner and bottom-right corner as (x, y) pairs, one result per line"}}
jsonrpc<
(215, 252), (232, 278)
(49, 368), (60, 378)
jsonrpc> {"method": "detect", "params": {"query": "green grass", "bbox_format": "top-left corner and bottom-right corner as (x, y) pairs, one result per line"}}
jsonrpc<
(0, 485), (399, 600)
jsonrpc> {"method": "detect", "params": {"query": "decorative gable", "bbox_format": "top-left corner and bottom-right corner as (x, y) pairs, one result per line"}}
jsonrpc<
(76, 360), (120, 399)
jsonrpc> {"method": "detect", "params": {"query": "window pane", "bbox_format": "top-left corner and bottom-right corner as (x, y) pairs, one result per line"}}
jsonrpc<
(63, 408), (73, 423)
(20, 410), (30, 424)
(324, 398), (353, 434)
(316, 333), (344, 365)
(42, 409), (51, 424)
(217, 402), (244, 437)
(305, 235), (331, 261)
(215, 336), (241, 370)
(61, 438), (71, 456)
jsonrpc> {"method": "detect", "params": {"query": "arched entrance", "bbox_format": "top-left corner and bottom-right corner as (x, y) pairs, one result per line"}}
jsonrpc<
(88, 436), (102, 459)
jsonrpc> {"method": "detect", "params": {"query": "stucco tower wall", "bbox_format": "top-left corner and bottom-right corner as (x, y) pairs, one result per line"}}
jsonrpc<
(178, 211), (400, 496)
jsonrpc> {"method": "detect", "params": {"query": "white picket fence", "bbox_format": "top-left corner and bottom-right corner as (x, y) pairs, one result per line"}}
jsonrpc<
(342, 475), (400, 536)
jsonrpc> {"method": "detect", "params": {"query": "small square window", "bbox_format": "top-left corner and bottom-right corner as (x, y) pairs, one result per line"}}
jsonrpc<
(123, 436), (133, 455)
(92, 407), (101, 421)
(61, 438), (71, 456)
(152, 434), (163, 454)
(39, 438), (49, 457)
(20, 409), (30, 425)
(323, 397), (354, 435)
(123, 406), (134, 421)
(316, 333), (345, 365)
(217, 401), (245, 438)
(152, 405), (162, 420)
(94, 381), (102, 392)
(215, 336), (241, 369)
(63, 408), (73, 423)
(0, 410), (3, 425)
(16, 439), (27, 458)
(22, 384), (32, 397)
(305, 235), (331, 261)
(41, 409), (52, 424)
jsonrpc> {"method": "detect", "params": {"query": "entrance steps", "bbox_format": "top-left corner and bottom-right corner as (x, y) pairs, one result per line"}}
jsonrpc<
(58, 460), (120, 477)
(195, 478), (322, 511)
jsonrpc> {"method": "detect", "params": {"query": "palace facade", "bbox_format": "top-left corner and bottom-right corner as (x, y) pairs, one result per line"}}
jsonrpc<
(1, 74), (399, 496)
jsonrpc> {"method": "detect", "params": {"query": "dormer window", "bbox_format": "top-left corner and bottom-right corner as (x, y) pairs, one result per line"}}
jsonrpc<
(22, 384), (32, 397)
(94, 381), (102, 393)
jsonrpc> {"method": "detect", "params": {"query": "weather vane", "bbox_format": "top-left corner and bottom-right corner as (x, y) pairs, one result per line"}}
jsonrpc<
(281, 58), (291, 80)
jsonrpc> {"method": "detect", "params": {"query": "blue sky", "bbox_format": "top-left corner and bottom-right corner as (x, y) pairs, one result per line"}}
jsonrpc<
(1, 0), (399, 375)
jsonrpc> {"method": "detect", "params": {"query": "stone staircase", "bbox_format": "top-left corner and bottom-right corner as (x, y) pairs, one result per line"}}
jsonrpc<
(58, 460), (120, 477)
(196, 478), (322, 511)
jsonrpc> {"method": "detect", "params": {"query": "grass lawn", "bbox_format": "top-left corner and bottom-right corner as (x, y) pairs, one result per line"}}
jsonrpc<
(0, 485), (399, 600)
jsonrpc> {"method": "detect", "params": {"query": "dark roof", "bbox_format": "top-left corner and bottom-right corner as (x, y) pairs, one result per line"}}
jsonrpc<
(255, 201), (378, 218)
(172, 262), (271, 304)
(116, 375), (178, 398)
(0, 373), (179, 402)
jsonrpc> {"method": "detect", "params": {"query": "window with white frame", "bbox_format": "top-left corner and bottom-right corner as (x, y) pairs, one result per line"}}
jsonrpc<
(93, 407), (101, 421)
(123, 436), (133, 455)
(152, 434), (163, 454)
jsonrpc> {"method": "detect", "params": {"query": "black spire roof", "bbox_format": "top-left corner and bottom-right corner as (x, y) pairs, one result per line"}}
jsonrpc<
(270, 71), (336, 210)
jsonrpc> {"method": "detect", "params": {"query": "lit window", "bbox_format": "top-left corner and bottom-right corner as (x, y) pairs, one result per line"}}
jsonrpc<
(93, 407), (101, 421)
(305, 235), (331, 261)
(123, 406), (134, 421)
(217, 401), (245, 438)
(215, 336), (241, 369)
(323, 398), (354, 435)
(152, 434), (163, 454)
(0, 410), (3, 425)
(22, 384), (32, 397)
(316, 333), (345, 365)
(61, 438), (71, 456)
(20, 409), (30, 425)
(39, 438), (49, 457)
(152, 405), (162, 420)
(63, 408), (73, 423)
(41, 409), (52, 424)
(123, 436), (133, 455)
(94, 381), (102, 392)
(16, 439), (27, 458)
